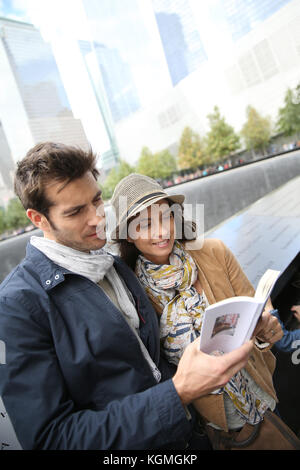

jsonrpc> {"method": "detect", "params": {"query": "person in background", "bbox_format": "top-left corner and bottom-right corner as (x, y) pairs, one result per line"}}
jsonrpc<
(271, 305), (300, 353)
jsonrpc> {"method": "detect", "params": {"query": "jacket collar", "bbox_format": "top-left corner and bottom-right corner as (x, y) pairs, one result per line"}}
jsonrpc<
(25, 242), (72, 291)
(25, 242), (126, 293)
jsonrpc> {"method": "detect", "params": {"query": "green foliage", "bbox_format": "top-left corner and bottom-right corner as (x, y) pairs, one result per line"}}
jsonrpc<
(241, 106), (272, 153)
(154, 149), (177, 179)
(205, 106), (240, 162)
(136, 147), (154, 178)
(177, 127), (204, 170)
(101, 160), (135, 200)
(4, 198), (29, 230)
(136, 146), (177, 179)
(276, 84), (300, 137)
(0, 207), (6, 233)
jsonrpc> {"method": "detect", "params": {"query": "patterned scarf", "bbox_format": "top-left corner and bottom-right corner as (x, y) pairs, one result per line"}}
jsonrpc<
(135, 240), (270, 427)
(136, 240), (207, 363)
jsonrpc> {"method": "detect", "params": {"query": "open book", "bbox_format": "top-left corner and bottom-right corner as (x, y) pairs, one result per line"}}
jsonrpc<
(199, 269), (281, 354)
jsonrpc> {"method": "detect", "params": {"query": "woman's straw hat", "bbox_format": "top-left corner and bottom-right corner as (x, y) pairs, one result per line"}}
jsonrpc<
(110, 173), (185, 239)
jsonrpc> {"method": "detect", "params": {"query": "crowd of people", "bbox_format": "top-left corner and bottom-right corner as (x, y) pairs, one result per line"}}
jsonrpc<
(159, 138), (300, 189)
(160, 161), (234, 188)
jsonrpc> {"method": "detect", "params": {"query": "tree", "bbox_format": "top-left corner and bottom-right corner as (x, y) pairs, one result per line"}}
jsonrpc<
(177, 126), (204, 170)
(101, 160), (135, 200)
(241, 105), (272, 155)
(136, 147), (155, 178)
(276, 84), (300, 137)
(153, 149), (177, 179)
(0, 207), (6, 234)
(137, 147), (177, 180)
(205, 106), (240, 163)
(4, 198), (29, 230)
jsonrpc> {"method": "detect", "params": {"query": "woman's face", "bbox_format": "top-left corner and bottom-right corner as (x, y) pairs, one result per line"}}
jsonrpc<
(127, 198), (175, 265)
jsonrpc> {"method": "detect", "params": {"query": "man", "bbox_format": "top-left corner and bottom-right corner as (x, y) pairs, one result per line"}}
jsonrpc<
(0, 143), (279, 450)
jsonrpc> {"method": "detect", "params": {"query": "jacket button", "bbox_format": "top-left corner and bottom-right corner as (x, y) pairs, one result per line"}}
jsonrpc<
(55, 275), (59, 280)
(45, 280), (51, 285)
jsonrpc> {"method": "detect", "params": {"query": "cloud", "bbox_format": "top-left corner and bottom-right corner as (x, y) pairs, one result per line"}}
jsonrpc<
(0, 0), (32, 22)
(10, 0), (29, 12)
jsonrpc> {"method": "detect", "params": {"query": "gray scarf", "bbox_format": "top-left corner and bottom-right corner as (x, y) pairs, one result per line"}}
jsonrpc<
(30, 236), (161, 383)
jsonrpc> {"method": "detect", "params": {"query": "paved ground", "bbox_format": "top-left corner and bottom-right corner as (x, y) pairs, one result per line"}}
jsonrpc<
(207, 176), (300, 436)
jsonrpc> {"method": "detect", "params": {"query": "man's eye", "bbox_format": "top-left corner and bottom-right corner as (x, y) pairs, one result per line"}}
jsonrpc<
(69, 209), (81, 217)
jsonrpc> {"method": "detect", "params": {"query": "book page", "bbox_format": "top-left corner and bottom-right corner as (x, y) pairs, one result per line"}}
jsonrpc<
(254, 269), (280, 301)
(199, 297), (263, 354)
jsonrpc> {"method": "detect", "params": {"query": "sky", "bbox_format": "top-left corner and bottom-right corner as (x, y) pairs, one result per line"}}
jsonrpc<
(0, 0), (31, 21)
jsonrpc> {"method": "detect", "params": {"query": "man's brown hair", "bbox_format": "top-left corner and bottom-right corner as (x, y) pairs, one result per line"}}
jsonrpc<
(14, 142), (99, 216)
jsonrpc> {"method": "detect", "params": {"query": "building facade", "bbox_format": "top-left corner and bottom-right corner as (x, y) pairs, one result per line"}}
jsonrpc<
(0, 17), (90, 167)
(2, 0), (299, 169)
(223, 0), (293, 42)
(0, 121), (14, 207)
(153, 0), (207, 86)
(113, 0), (300, 164)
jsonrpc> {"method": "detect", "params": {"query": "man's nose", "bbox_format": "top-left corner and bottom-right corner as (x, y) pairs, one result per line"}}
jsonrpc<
(87, 204), (104, 226)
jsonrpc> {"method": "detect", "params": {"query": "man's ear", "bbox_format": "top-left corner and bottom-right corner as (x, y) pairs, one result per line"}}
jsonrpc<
(26, 209), (51, 232)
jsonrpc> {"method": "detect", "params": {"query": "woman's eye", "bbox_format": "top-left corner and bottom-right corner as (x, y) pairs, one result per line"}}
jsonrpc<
(139, 222), (151, 230)
(162, 211), (173, 220)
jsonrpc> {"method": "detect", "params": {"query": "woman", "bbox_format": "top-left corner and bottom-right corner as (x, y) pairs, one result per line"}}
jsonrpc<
(110, 173), (290, 448)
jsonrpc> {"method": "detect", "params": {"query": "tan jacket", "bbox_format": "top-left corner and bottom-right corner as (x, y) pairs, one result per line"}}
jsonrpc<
(153, 238), (278, 431)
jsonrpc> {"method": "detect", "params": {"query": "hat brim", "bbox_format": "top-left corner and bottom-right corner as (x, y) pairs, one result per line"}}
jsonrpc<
(111, 192), (185, 240)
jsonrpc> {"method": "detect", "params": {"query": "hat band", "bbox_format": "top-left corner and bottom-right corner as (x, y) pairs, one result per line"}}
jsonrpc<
(123, 191), (167, 221)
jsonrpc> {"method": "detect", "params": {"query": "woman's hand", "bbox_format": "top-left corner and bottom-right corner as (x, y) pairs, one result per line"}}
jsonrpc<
(253, 299), (283, 344)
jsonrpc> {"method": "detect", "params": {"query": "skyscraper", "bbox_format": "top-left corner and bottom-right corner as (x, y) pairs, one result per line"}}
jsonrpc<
(81, 0), (141, 122)
(0, 121), (15, 206)
(223, 0), (293, 42)
(0, 121), (14, 191)
(0, 17), (90, 163)
(79, 40), (140, 124)
(153, 0), (207, 86)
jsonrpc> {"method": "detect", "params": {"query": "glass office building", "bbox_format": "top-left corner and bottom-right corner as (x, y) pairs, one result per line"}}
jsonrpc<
(0, 122), (14, 193)
(153, 0), (207, 86)
(223, 0), (293, 41)
(82, 0), (141, 122)
(0, 18), (89, 152)
(79, 40), (140, 124)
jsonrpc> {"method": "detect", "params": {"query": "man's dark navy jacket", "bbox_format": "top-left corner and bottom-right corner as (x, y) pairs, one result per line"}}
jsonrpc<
(0, 243), (193, 449)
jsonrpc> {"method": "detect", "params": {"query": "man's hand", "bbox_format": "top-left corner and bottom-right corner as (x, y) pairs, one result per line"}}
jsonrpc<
(172, 338), (254, 405)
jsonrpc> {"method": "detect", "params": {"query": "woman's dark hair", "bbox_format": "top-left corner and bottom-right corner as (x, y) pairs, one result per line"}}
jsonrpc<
(14, 142), (99, 217)
(115, 199), (197, 271)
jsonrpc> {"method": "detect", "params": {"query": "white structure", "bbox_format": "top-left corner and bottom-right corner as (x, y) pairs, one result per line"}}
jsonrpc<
(2, 0), (300, 168)
(113, 0), (300, 164)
